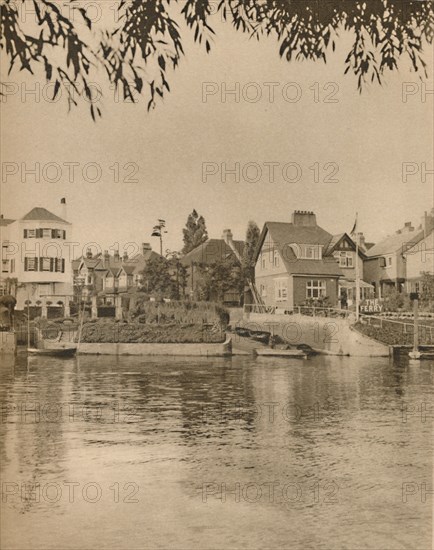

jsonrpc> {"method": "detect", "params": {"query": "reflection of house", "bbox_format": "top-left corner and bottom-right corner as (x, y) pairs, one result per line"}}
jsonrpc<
(180, 234), (245, 305)
(254, 211), (343, 310)
(364, 210), (434, 298)
(0, 204), (73, 310)
(404, 229), (434, 294)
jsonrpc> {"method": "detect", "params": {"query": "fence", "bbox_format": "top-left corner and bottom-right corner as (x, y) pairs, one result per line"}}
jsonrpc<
(244, 304), (353, 319)
(360, 315), (434, 344)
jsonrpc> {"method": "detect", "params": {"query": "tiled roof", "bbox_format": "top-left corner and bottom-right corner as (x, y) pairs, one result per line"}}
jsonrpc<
(0, 218), (15, 227)
(180, 239), (244, 266)
(366, 229), (424, 257)
(125, 250), (162, 273)
(256, 222), (342, 277)
(21, 207), (70, 224)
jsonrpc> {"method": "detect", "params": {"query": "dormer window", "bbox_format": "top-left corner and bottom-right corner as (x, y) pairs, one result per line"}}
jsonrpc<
(299, 245), (322, 260)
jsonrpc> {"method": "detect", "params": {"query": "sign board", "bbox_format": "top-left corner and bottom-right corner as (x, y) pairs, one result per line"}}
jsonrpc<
(359, 298), (383, 314)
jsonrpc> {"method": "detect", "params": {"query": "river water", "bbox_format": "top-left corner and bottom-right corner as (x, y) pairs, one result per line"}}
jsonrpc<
(0, 352), (433, 550)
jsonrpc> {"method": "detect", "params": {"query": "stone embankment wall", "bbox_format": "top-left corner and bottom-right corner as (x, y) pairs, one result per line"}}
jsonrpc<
(241, 313), (389, 357)
(77, 337), (232, 356)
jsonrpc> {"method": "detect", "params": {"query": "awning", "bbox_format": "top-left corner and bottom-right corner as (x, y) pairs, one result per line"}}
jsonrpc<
(339, 279), (374, 289)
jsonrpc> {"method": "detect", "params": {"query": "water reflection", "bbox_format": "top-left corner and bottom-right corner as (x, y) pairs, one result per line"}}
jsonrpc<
(1, 353), (433, 549)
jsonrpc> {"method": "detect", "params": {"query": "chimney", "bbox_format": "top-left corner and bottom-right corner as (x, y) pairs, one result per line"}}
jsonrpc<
(291, 210), (317, 227)
(123, 251), (128, 262)
(103, 250), (110, 267)
(60, 198), (67, 221)
(114, 249), (120, 263)
(421, 209), (434, 237)
(396, 222), (414, 234)
(142, 243), (151, 255)
(222, 229), (234, 244)
(86, 247), (92, 259)
(357, 232), (366, 250)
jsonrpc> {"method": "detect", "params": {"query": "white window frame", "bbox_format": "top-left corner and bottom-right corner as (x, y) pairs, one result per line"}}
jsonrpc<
(300, 245), (322, 260)
(273, 249), (280, 267)
(41, 257), (52, 272)
(339, 251), (354, 268)
(274, 278), (288, 302)
(306, 279), (326, 299)
(25, 257), (37, 271)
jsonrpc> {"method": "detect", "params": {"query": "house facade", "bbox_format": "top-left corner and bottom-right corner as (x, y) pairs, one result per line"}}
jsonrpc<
(364, 210), (434, 298)
(0, 205), (73, 310)
(254, 211), (344, 310)
(74, 243), (161, 303)
(180, 235), (245, 305)
(404, 229), (434, 294)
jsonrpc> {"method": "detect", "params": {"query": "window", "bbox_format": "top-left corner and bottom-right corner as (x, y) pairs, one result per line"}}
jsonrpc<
(273, 250), (280, 267)
(52, 229), (66, 239)
(261, 254), (266, 270)
(40, 257), (52, 271)
(24, 257), (38, 271)
(339, 251), (353, 268)
(300, 245), (322, 260)
(274, 279), (288, 302)
(42, 228), (52, 238)
(55, 258), (65, 273)
(306, 280), (326, 299)
(387, 256), (392, 266)
(2, 260), (8, 273)
(260, 284), (267, 297)
(24, 229), (36, 238)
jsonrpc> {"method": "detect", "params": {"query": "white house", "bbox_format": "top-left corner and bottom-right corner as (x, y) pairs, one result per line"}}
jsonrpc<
(0, 204), (73, 310)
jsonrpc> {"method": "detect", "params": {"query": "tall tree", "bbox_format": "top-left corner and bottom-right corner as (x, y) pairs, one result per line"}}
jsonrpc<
(1, 1), (432, 118)
(182, 210), (208, 254)
(141, 256), (173, 297)
(242, 221), (261, 282)
(196, 257), (243, 304)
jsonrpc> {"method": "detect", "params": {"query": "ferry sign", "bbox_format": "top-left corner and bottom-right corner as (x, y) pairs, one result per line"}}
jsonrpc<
(359, 298), (383, 314)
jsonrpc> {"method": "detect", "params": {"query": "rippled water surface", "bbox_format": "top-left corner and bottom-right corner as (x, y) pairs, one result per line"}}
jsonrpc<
(1, 352), (433, 549)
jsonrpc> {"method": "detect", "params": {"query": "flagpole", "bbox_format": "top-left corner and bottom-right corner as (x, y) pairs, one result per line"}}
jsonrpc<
(355, 215), (360, 322)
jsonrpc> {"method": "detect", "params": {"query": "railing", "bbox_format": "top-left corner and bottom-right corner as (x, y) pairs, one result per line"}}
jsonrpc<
(359, 314), (434, 342)
(244, 304), (353, 319)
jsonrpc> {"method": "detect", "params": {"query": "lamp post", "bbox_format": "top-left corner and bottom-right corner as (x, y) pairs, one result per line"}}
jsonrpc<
(151, 219), (167, 256)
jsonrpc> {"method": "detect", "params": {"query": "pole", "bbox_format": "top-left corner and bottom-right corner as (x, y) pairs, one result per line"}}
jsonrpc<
(27, 294), (30, 350)
(160, 235), (163, 257)
(355, 232), (360, 321)
(413, 298), (419, 353)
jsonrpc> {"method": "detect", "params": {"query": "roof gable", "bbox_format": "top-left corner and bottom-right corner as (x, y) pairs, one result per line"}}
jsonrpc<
(180, 238), (244, 265)
(366, 229), (425, 257)
(21, 207), (70, 224)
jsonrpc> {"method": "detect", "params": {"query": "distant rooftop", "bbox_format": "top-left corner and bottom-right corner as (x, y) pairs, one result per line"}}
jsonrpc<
(21, 207), (70, 224)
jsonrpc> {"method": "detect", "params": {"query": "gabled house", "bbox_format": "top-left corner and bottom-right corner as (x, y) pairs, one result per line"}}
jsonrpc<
(254, 211), (343, 310)
(0, 203), (73, 310)
(364, 210), (434, 298)
(180, 234), (245, 305)
(74, 243), (162, 301)
(325, 232), (373, 306)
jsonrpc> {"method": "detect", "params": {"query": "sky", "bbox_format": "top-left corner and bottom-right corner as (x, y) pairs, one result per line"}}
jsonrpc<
(1, 3), (433, 258)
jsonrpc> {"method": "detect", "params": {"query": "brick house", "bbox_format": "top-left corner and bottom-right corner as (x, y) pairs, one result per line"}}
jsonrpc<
(254, 211), (344, 310)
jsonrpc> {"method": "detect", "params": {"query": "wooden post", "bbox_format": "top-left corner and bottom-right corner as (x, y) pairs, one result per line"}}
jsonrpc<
(413, 298), (419, 353)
